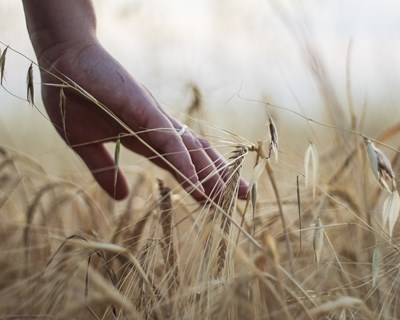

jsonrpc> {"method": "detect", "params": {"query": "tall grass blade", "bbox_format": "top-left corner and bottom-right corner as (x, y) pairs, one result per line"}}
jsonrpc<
(313, 215), (324, 265)
(59, 88), (68, 141)
(251, 182), (257, 235)
(297, 175), (302, 250)
(114, 135), (121, 197)
(372, 241), (380, 288)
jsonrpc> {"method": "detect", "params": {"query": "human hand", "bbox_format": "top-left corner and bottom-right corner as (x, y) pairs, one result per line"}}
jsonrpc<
(38, 40), (248, 201)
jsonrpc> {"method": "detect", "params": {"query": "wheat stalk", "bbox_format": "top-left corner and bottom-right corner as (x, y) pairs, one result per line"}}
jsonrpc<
(158, 179), (180, 291)
(216, 145), (247, 276)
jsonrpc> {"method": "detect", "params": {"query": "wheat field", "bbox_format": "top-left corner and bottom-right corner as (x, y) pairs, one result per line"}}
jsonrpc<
(1, 76), (400, 320)
(1, 6), (400, 320)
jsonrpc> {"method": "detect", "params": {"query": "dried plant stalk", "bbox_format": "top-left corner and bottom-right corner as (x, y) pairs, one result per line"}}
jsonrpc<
(297, 175), (302, 251)
(158, 180), (179, 289)
(59, 88), (68, 141)
(372, 240), (380, 288)
(217, 146), (247, 276)
(258, 141), (293, 270)
(313, 214), (324, 265)
(112, 181), (154, 275)
(129, 210), (153, 253)
(113, 135), (121, 198)
(187, 83), (202, 116)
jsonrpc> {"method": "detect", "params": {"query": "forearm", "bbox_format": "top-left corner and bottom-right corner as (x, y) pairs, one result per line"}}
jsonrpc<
(22, 0), (97, 62)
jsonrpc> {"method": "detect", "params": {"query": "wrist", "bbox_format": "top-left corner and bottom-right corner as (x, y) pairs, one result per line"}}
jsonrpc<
(32, 35), (98, 69)
(22, 0), (97, 65)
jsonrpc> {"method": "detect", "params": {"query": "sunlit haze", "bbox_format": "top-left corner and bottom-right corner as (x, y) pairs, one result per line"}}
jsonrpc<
(0, 0), (399, 126)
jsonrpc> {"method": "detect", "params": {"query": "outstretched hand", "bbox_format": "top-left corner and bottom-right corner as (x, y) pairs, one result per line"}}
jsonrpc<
(38, 40), (248, 201)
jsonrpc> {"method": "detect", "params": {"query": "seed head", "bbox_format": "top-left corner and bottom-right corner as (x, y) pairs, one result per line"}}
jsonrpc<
(364, 138), (395, 192)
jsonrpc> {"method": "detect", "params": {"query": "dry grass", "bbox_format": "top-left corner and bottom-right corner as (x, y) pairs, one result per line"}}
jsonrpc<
(1, 26), (400, 320)
(1, 106), (399, 320)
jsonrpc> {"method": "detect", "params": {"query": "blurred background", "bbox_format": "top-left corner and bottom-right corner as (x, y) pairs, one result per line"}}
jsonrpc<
(0, 0), (399, 178)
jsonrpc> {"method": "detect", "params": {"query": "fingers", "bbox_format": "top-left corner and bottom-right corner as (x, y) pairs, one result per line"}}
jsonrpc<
(129, 105), (206, 198)
(162, 115), (247, 201)
(120, 134), (207, 201)
(198, 138), (249, 199)
(122, 132), (222, 202)
(73, 144), (129, 200)
(123, 106), (248, 202)
(179, 133), (225, 200)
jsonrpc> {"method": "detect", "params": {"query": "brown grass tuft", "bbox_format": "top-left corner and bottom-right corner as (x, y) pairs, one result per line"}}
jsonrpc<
(216, 146), (247, 276)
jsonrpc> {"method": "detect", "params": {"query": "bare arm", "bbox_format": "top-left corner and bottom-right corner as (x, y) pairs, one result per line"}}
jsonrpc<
(23, 0), (97, 63)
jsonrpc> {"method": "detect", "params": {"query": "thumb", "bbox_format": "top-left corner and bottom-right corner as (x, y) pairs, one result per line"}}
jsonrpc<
(74, 144), (129, 200)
